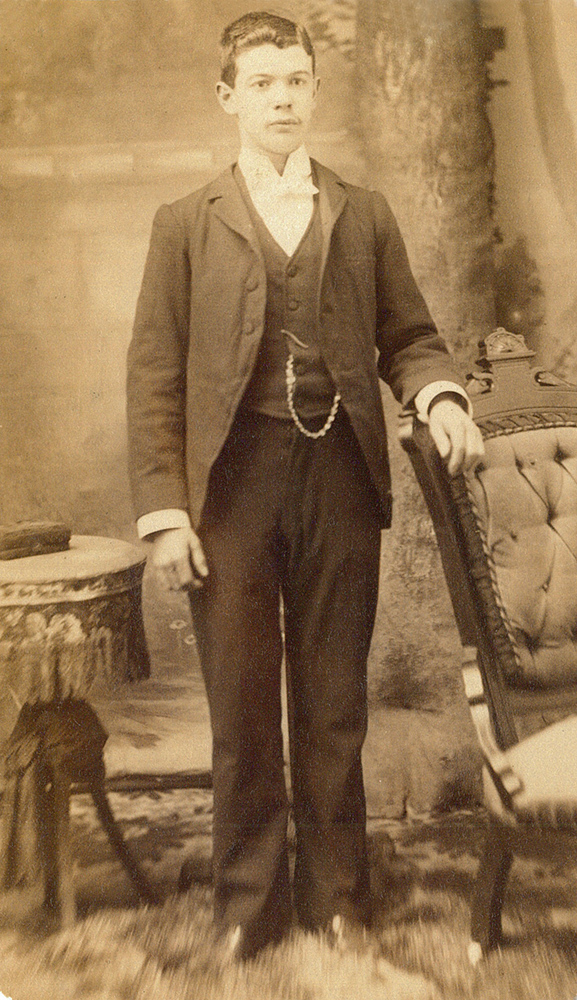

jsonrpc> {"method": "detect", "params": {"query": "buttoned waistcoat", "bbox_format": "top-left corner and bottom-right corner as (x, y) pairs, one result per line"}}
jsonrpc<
(127, 160), (464, 530)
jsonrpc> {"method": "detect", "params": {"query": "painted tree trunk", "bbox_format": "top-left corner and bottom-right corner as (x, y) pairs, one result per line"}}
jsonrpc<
(355, 0), (495, 816)
(356, 0), (495, 361)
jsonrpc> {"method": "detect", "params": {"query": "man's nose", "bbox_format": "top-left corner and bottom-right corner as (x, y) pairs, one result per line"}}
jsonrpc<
(271, 81), (292, 106)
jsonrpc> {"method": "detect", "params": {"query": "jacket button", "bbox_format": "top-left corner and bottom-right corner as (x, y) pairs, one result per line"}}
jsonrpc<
(246, 277), (259, 292)
(242, 321), (256, 335)
(288, 299), (300, 311)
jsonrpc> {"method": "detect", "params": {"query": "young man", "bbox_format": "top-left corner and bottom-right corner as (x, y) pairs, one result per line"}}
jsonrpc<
(127, 11), (483, 960)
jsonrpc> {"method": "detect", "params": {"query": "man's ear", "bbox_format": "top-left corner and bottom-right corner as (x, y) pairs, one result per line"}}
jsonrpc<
(216, 81), (237, 116)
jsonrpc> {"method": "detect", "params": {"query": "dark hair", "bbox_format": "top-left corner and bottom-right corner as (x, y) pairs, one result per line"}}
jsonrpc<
(220, 11), (315, 86)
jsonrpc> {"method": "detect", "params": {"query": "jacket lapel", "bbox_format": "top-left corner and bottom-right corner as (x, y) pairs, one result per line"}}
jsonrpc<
(313, 160), (348, 285)
(207, 160), (348, 275)
(207, 167), (263, 258)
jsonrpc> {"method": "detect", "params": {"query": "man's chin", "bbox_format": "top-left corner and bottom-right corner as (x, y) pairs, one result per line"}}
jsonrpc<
(261, 138), (303, 158)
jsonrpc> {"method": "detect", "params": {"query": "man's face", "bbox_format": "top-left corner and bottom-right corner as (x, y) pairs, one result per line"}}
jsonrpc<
(216, 44), (318, 162)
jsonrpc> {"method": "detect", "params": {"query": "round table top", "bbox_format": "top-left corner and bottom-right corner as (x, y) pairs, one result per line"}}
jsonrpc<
(0, 535), (146, 584)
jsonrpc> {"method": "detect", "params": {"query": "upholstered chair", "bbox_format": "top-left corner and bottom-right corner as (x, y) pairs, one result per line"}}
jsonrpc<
(400, 329), (577, 961)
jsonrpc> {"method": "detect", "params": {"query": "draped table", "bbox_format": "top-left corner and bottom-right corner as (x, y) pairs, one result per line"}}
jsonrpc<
(0, 536), (154, 924)
(0, 535), (150, 703)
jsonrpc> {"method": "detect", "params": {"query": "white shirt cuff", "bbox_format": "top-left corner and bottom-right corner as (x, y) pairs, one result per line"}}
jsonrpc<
(137, 509), (191, 540)
(413, 381), (472, 423)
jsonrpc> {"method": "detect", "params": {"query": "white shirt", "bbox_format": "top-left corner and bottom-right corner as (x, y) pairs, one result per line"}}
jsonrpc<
(137, 147), (470, 539)
(238, 145), (318, 256)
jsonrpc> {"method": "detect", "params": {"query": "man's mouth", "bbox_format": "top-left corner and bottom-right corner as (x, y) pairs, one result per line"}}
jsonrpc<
(270, 119), (300, 126)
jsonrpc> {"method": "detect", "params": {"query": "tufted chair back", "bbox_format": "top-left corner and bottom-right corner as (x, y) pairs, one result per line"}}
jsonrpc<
(400, 329), (577, 958)
(403, 330), (577, 741)
(468, 424), (577, 692)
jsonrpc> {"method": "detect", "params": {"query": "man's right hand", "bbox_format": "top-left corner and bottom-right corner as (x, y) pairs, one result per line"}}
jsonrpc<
(150, 526), (208, 592)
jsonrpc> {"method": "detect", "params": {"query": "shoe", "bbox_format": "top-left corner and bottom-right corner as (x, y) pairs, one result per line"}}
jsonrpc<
(217, 920), (288, 963)
(219, 925), (246, 963)
(329, 914), (370, 955)
(216, 924), (268, 963)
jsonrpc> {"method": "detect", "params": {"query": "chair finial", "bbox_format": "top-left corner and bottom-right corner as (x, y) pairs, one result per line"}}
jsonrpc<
(479, 329), (535, 362)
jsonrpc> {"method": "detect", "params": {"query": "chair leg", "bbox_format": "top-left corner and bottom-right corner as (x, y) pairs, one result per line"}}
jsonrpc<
(471, 822), (513, 954)
(89, 780), (158, 905)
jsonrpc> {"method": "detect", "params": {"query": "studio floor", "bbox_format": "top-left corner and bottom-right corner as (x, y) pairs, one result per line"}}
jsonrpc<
(0, 640), (576, 998)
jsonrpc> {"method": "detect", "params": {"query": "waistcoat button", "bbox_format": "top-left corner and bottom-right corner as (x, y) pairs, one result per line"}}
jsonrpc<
(288, 299), (300, 311)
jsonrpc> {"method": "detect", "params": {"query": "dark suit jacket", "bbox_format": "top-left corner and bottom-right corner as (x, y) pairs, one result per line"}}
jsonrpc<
(127, 160), (464, 529)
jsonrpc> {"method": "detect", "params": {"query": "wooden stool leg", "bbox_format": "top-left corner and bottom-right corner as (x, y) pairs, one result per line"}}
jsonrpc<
(36, 762), (57, 910)
(471, 822), (513, 953)
(39, 764), (75, 927)
(51, 766), (75, 927)
(89, 780), (158, 905)
(0, 774), (21, 890)
(1, 704), (44, 893)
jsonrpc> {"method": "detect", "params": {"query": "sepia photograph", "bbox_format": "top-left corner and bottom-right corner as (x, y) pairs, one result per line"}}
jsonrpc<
(1, 1), (577, 997)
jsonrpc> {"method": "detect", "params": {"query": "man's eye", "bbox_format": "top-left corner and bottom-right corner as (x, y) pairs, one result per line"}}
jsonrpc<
(254, 80), (269, 89)
(291, 78), (306, 86)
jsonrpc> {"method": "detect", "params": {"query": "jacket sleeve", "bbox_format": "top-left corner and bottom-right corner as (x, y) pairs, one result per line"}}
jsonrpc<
(126, 203), (191, 520)
(371, 190), (465, 406)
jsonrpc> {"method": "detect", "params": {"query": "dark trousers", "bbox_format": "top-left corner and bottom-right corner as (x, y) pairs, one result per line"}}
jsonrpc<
(189, 408), (382, 947)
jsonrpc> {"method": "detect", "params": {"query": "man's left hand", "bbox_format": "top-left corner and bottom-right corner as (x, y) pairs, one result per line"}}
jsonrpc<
(428, 398), (484, 477)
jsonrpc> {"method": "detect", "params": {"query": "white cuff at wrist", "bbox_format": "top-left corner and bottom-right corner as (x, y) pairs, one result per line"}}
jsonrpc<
(137, 509), (191, 540)
(414, 381), (472, 424)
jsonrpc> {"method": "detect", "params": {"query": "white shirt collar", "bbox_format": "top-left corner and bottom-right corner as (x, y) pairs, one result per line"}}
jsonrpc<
(236, 145), (318, 256)
(237, 145), (317, 194)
